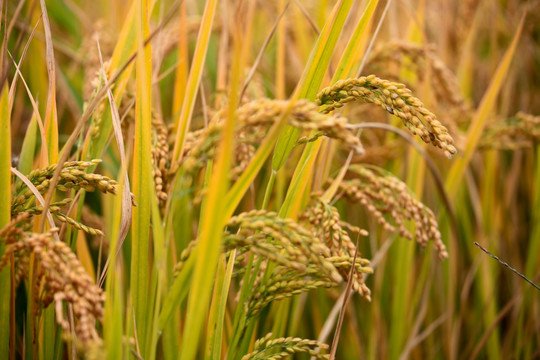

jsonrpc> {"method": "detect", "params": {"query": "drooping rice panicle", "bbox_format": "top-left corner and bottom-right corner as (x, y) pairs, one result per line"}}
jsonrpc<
(241, 333), (330, 360)
(179, 98), (363, 183)
(317, 75), (457, 158)
(338, 165), (448, 259)
(0, 227), (105, 348)
(480, 111), (540, 150)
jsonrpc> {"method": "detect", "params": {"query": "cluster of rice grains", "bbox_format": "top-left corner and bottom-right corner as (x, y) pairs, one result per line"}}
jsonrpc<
(174, 210), (371, 319)
(84, 60), (112, 141)
(337, 165), (448, 259)
(231, 210), (361, 318)
(0, 217), (105, 350)
(181, 98), (363, 183)
(300, 197), (373, 299)
(480, 111), (540, 150)
(1, 160), (122, 352)
(241, 333), (330, 360)
(151, 111), (171, 204)
(11, 160), (117, 236)
(316, 75), (458, 158)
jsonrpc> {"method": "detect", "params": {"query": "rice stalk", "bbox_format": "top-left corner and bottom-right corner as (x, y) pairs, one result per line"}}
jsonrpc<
(0, 82), (11, 358)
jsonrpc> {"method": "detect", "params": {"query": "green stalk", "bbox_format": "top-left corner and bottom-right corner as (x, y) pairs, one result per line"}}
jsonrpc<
(388, 149), (422, 359)
(130, 0), (153, 354)
(207, 251), (236, 360)
(260, 171), (277, 210)
(104, 172), (126, 360)
(476, 151), (501, 360)
(0, 83), (11, 360)
(227, 254), (259, 359)
(147, 189), (167, 360)
(17, 115), (38, 176)
(514, 145), (540, 359)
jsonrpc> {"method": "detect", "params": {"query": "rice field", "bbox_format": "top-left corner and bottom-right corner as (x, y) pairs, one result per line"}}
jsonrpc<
(1, 0), (539, 359)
